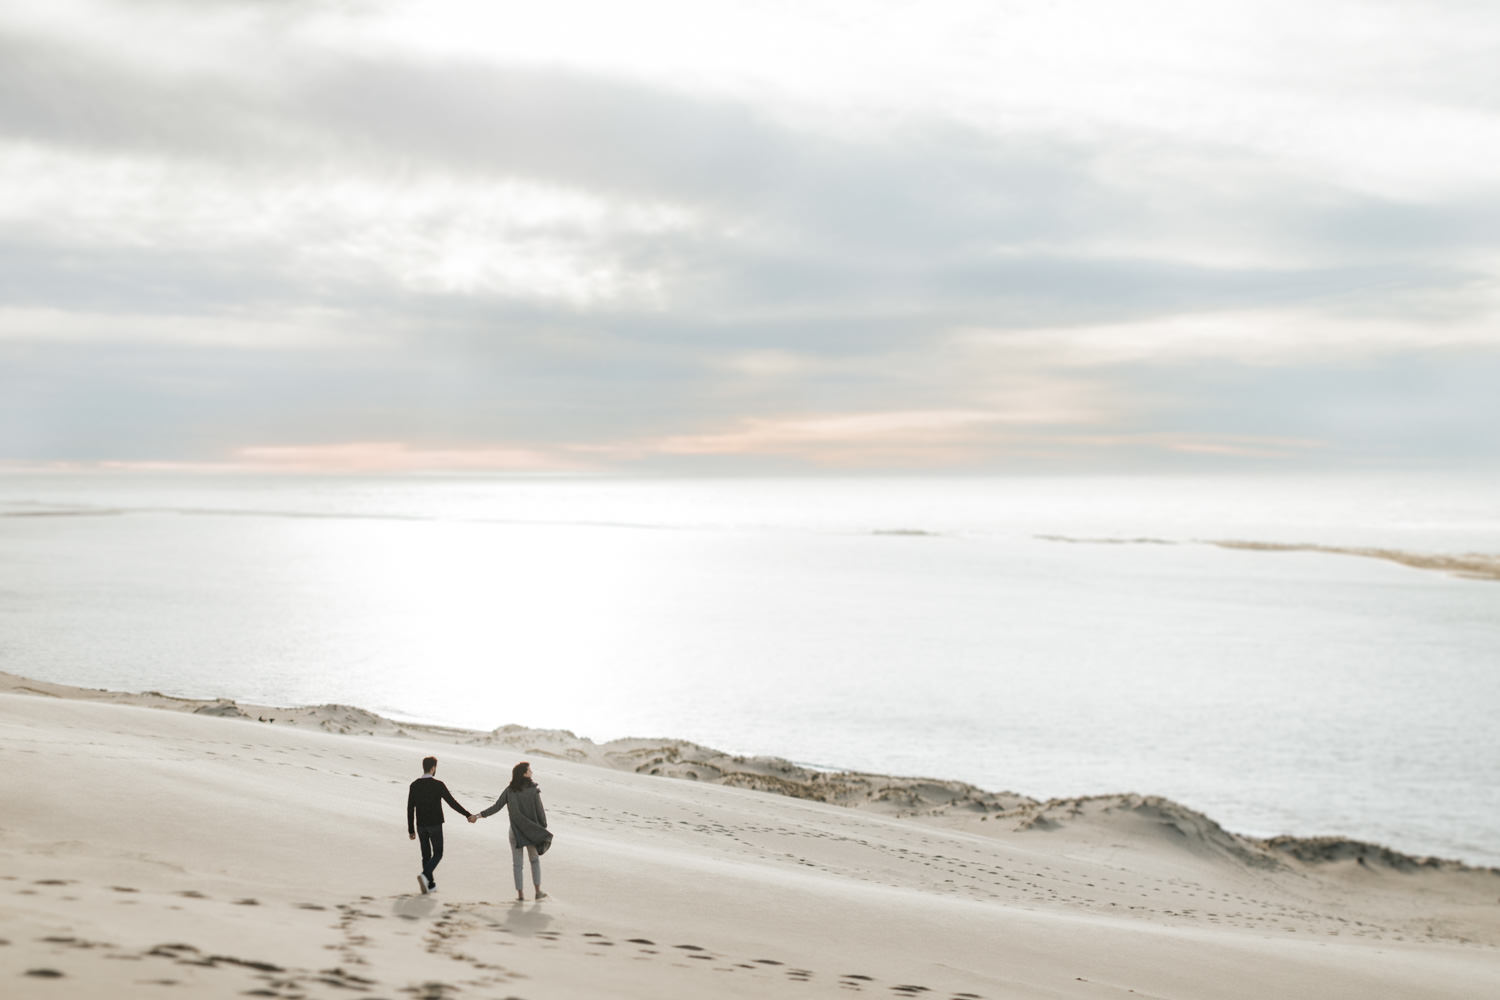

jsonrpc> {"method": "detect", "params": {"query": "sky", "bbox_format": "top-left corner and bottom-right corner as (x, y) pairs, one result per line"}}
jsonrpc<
(3, 0), (1499, 474)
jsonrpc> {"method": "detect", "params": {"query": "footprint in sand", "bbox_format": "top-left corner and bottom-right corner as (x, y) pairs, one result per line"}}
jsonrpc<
(25, 969), (65, 978)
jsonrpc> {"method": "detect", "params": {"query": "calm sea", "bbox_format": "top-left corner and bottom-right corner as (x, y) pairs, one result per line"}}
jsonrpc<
(2, 471), (1497, 866)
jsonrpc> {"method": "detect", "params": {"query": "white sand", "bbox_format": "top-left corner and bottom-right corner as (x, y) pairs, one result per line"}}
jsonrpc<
(2, 679), (1497, 999)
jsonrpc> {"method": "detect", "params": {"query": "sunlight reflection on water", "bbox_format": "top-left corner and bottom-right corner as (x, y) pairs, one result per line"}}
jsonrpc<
(2, 472), (1497, 864)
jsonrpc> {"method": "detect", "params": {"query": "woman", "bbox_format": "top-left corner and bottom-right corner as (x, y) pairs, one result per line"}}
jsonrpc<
(476, 760), (552, 901)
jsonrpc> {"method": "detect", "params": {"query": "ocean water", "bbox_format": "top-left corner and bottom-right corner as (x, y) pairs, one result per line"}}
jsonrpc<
(2, 471), (1498, 866)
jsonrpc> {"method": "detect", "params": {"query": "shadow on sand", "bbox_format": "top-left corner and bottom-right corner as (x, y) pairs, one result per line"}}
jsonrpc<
(391, 895), (438, 920)
(504, 901), (554, 936)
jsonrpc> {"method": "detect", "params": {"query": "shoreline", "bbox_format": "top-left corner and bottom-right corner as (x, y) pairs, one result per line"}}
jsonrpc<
(6, 670), (1490, 875)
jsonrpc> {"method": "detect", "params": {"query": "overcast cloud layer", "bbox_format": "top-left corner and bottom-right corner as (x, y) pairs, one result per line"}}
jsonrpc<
(3, 0), (1499, 472)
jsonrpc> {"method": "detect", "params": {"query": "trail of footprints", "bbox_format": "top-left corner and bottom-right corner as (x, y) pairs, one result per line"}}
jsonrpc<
(11, 823), (1482, 995)
(8, 876), (985, 999)
(569, 803), (1461, 943)
(397, 895), (982, 999)
(650, 803), (1500, 946)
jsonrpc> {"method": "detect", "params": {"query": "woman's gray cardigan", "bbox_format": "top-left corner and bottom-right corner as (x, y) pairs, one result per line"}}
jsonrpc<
(481, 783), (552, 853)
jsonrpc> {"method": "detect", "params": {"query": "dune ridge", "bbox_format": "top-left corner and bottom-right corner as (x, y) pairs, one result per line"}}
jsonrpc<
(472, 729), (1497, 875)
(6, 670), (1488, 876)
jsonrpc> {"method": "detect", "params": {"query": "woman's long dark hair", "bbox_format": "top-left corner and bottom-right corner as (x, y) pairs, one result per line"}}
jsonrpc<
(509, 760), (534, 793)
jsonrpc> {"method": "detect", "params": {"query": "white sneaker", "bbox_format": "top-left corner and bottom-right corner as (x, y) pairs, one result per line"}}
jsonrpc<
(417, 874), (430, 895)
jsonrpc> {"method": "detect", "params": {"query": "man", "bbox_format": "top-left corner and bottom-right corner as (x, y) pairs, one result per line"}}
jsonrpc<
(406, 755), (474, 894)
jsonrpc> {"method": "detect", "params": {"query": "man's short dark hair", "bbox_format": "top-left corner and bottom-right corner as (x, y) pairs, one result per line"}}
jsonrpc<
(422, 756), (438, 774)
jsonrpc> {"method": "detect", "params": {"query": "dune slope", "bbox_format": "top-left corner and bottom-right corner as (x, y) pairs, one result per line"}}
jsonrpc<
(1, 684), (1498, 999)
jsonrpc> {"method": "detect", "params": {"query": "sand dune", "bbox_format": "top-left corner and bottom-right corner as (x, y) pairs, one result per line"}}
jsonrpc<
(1206, 540), (1500, 582)
(2, 673), (1498, 998)
(1036, 534), (1500, 582)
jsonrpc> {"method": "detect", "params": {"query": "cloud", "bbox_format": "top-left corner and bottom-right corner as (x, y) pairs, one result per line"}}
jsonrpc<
(0, 306), (356, 348)
(3, 0), (1500, 471)
(1057, 433), (1323, 460)
(6, 13), (1496, 324)
(958, 293), (1500, 369)
(652, 410), (1025, 461)
(232, 441), (584, 473)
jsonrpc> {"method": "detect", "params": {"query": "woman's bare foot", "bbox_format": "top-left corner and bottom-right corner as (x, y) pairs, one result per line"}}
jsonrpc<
(535, 889), (548, 900)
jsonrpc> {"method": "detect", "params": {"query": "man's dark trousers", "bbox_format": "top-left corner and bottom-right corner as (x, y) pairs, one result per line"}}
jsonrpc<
(417, 824), (444, 885)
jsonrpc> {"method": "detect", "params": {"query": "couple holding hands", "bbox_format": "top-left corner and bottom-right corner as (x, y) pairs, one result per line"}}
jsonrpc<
(406, 755), (552, 901)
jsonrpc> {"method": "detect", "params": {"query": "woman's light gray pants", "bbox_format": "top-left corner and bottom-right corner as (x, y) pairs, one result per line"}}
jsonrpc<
(510, 829), (541, 891)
